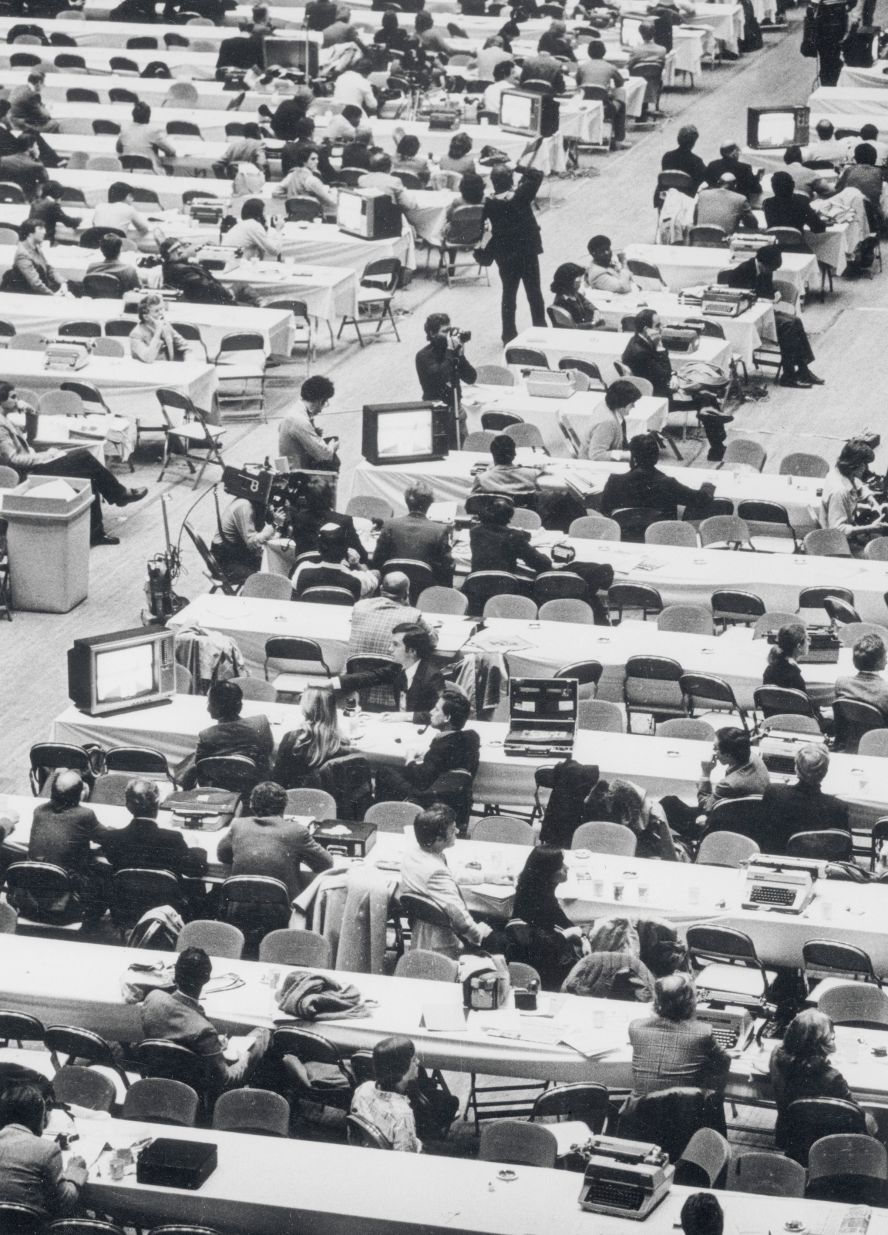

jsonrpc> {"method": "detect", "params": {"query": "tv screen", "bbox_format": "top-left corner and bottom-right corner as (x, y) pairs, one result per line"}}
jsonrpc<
(620, 16), (646, 47)
(337, 190), (366, 236)
(94, 644), (156, 706)
(499, 90), (538, 137)
(747, 105), (810, 150)
(376, 407), (434, 460)
(68, 627), (176, 716)
(362, 401), (453, 464)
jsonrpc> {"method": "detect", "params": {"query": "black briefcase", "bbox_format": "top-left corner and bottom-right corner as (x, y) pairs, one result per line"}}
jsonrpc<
(137, 1139), (218, 1190)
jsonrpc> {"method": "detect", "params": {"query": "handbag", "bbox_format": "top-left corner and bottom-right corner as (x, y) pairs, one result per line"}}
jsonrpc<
(800, 4), (818, 56)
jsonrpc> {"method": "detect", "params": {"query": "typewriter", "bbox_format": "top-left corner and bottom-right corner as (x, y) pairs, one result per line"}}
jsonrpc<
(766, 626), (840, 664)
(524, 368), (576, 399)
(188, 200), (226, 226)
(504, 678), (577, 760)
(695, 1004), (754, 1051)
(44, 340), (90, 371)
(661, 324), (699, 352)
(741, 854), (825, 914)
(577, 1137), (673, 1220)
(699, 285), (756, 316)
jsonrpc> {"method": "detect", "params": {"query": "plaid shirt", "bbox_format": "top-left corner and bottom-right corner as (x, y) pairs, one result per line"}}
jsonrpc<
(628, 1014), (730, 1098)
(346, 598), (427, 709)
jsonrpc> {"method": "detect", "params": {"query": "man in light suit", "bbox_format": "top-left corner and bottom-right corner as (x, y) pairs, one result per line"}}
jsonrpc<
(583, 380), (640, 461)
(371, 482), (454, 586)
(835, 632), (888, 722)
(0, 1082), (87, 1217)
(399, 804), (492, 959)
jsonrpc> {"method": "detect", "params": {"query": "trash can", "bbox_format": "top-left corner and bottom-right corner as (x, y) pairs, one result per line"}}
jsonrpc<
(0, 476), (92, 613)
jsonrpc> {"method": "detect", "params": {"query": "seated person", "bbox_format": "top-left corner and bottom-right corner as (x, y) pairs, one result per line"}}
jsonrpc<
(704, 142), (762, 200)
(92, 181), (150, 238)
(374, 13), (412, 56)
(0, 1083), (87, 1218)
(440, 133), (476, 178)
(8, 220), (61, 296)
(471, 433), (547, 498)
(628, 972), (730, 1097)
(337, 622), (444, 720)
(185, 680), (274, 784)
(290, 523), (376, 603)
(820, 439), (887, 539)
(117, 101), (176, 173)
(225, 197), (282, 261)
(280, 473), (365, 564)
(85, 231), (142, 296)
(549, 261), (599, 328)
(332, 61), (379, 113)
(519, 51), (568, 95)
(160, 238), (256, 307)
(583, 379), (639, 460)
(130, 292), (189, 362)
(391, 133), (430, 186)
(27, 180), (80, 244)
(506, 845), (588, 990)
(603, 778), (679, 861)
(600, 432), (715, 519)
(476, 36), (513, 84)
(358, 153), (417, 211)
(562, 917), (656, 1001)
(445, 172), (485, 225)
(770, 1009), (876, 1151)
(326, 103), (372, 146)
(694, 173), (757, 233)
(762, 170), (828, 236)
(351, 1036), (422, 1151)
(718, 244), (821, 389)
(626, 21), (667, 68)
(372, 482), (454, 585)
(585, 234), (638, 294)
(211, 495), (276, 586)
(837, 143), (883, 220)
(100, 778), (207, 879)
(219, 122), (268, 176)
(621, 311), (730, 461)
(782, 145), (822, 195)
(375, 685), (479, 802)
(415, 11), (460, 58)
(347, 573), (429, 660)
(760, 745), (849, 854)
(482, 60), (519, 118)
(857, 123), (888, 166)
(139, 947), (269, 1096)
(217, 780), (333, 896)
(577, 43), (628, 147)
(469, 494), (551, 575)
(399, 804), (492, 958)
(278, 148), (339, 212)
(272, 685), (354, 790)
(835, 630), (888, 720)
(538, 18), (575, 59)
(661, 124), (707, 193)
(660, 726), (770, 837)
(763, 622), (827, 728)
(29, 770), (113, 917)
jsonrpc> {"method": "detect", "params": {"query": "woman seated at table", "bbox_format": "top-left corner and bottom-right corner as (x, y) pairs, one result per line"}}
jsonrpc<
(549, 261), (600, 329)
(770, 1009), (877, 1151)
(392, 133), (431, 186)
(272, 684), (353, 790)
(562, 918), (655, 1001)
(225, 198), (282, 262)
(627, 972), (730, 1098)
(440, 132), (476, 177)
(762, 622), (830, 732)
(350, 1036), (422, 1152)
(505, 846), (589, 989)
(278, 148), (339, 213)
(821, 439), (888, 545)
(5, 220), (63, 296)
(130, 293), (190, 363)
(374, 11), (412, 55)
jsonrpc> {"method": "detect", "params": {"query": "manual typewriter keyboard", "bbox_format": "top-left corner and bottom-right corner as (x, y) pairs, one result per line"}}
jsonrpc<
(749, 885), (797, 906)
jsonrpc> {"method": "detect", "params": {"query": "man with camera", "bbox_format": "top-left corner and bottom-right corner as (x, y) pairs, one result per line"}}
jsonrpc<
(415, 313), (477, 444)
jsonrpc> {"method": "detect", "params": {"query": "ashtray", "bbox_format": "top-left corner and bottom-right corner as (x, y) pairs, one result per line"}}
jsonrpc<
(785, 1221), (806, 1232)
(497, 1169), (518, 1182)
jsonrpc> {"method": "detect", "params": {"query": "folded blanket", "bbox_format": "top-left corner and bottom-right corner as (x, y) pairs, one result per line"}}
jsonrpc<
(275, 968), (368, 1021)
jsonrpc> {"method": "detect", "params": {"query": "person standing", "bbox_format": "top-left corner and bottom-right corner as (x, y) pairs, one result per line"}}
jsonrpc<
(415, 314), (477, 445)
(483, 153), (546, 344)
(808, 0), (856, 87)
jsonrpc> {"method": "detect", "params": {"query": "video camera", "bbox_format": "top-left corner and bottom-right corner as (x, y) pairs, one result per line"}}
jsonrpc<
(221, 463), (338, 539)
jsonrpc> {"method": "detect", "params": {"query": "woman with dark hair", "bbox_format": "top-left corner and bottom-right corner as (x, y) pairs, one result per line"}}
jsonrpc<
(211, 495), (275, 584)
(506, 846), (587, 988)
(375, 10), (411, 52)
(821, 439), (888, 541)
(441, 132), (476, 176)
(226, 197), (282, 260)
(550, 261), (599, 328)
(763, 622), (809, 692)
(770, 1009), (873, 1149)
(350, 1035), (422, 1151)
(392, 132), (431, 185)
(562, 917), (655, 1001)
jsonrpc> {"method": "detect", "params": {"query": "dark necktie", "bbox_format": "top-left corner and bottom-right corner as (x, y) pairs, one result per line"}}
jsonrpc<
(620, 417), (629, 450)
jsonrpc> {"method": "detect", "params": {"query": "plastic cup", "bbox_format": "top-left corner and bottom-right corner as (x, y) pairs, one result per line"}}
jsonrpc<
(613, 882), (624, 902)
(638, 884), (650, 903)
(592, 879), (605, 897)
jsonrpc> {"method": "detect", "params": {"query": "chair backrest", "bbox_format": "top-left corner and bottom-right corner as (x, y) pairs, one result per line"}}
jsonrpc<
(779, 452), (829, 478)
(705, 796), (767, 841)
(577, 700), (625, 733)
(462, 430), (496, 452)
(569, 515), (620, 541)
(475, 365), (515, 387)
(53, 1065), (116, 1113)
(786, 829), (853, 862)
(804, 528), (852, 558)
(674, 1127), (732, 1188)
(807, 1133), (888, 1205)
(832, 698), (886, 754)
(752, 685), (817, 720)
(782, 1098), (867, 1165)
(696, 830), (760, 868)
(657, 605), (713, 636)
(859, 729), (888, 757)
(538, 598), (594, 625)
(122, 1077), (200, 1127)
(711, 590), (766, 627)
(803, 939), (876, 984)
(258, 928), (333, 968)
(463, 571), (526, 616)
(284, 788), (337, 820)
(618, 1086), (726, 1162)
(624, 654), (684, 717)
(483, 594), (538, 620)
(504, 347), (549, 369)
(723, 438), (767, 472)
(363, 801), (422, 834)
(212, 1087), (290, 1137)
(657, 718), (716, 742)
(571, 821), (636, 856)
(699, 516), (752, 550)
(731, 1151), (806, 1196)
(531, 1082), (615, 1131)
(646, 521), (698, 548)
(470, 816), (534, 845)
(417, 586), (468, 616)
(394, 949), (459, 982)
(346, 1112), (391, 1149)
(220, 875), (291, 941)
(533, 571), (588, 606)
(175, 920), (244, 959)
(239, 572), (293, 600)
(817, 981), (888, 1027)
(608, 583), (664, 622)
(479, 1120), (557, 1167)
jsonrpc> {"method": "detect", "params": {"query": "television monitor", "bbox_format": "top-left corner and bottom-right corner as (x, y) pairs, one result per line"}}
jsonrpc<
(68, 627), (176, 716)
(747, 105), (810, 150)
(362, 402), (455, 465)
(336, 189), (402, 240)
(262, 36), (320, 77)
(620, 15), (646, 47)
(499, 90), (560, 138)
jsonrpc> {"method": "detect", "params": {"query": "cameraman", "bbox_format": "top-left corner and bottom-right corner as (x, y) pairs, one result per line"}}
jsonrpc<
(415, 313), (477, 443)
(278, 376), (339, 472)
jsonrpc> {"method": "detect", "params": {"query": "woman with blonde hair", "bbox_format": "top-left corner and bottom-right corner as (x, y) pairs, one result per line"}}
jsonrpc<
(272, 684), (351, 788)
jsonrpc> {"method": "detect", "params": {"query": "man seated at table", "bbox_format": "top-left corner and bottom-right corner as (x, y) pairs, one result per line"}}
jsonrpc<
(483, 59), (519, 117)
(837, 143), (884, 225)
(278, 148), (339, 213)
(372, 484), (455, 586)
(855, 124), (888, 168)
(85, 232), (143, 296)
(583, 379), (640, 461)
(585, 234), (638, 294)
(278, 376), (339, 471)
(621, 311), (730, 460)
(717, 245), (822, 389)
(760, 745), (849, 854)
(181, 680), (274, 787)
(601, 431), (715, 519)
(782, 146), (822, 196)
(358, 153), (417, 211)
(27, 181), (81, 245)
(139, 947), (270, 1097)
(414, 10), (462, 59)
(804, 119), (847, 166)
(117, 102), (176, 174)
(835, 631), (888, 721)
(29, 770), (114, 921)
(337, 621), (444, 719)
(538, 18), (576, 59)
(99, 779), (208, 881)
(626, 21), (667, 70)
(92, 182), (151, 240)
(159, 238), (259, 307)
(576, 42), (628, 149)
(660, 726), (770, 838)
(762, 170), (828, 238)
(627, 973), (730, 1097)
(704, 141), (763, 200)
(217, 780), (333, 897)
(325, 104), (371, 147)
(0, 1082), (88, 1219)
(400, 803), (493, 958)
(0, 117), (49, 201)
(694, 173), (757, 233)
(291, 523), (377, 603)
(661, 124), (707, 194)
(347, 571), (432, 663)
(332, 59), (379, 113)
(519, 49), (568, 95)
(0, 382), (147, 548)
(472, 433), (548, 499)
(375, 685), (480, 805)
(469, 492), (551, 574)
(9, 71), (59, 137)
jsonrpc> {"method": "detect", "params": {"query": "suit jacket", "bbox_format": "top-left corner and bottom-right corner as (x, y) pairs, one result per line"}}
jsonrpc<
(483, 167), (544, 260)
(338, 657), (444, 722)
(99, 815), (206, 878)
(835, 670), (888, 721)
(346, 597), (425, 658)
(29, 802), (112, 878)
(759, 781), (849, 855)
(469, 523), (551, 575)
(139, 987), (227, 1094)
(705, 156), (761, 197)
(400, 728), (481, 793)
(600, 465), (712, 520)
(194, 714), (274, 778)
(621, 333), (673, 400)
(0, 1124), (84, 1217)
(217, 814), (333, 897)
(698, 753), (770, 813)
(661, 146), (707, 192)
(762, 193), (827, 234)
(399, 844), (487, 958)
(717, 255), (774, 298)
(628, 1014), (731, 1097)
(372, 513), (454, 585)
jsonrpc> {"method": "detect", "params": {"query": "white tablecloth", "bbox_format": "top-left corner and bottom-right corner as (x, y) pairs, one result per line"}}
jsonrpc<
(810, 84), (888, 117)
(47, 101), (266, 141)
(625, 243), (819, 296)
(506, 327), (733, 381)
(838, 62), (888, 89)
(0, 44), (218, 77)
(50, 132), (234, 179)
(749, 206), (860, 277)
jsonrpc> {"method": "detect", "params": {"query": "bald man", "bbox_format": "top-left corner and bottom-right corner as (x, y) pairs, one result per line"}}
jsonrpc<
(760, 745), (849, 855)
(29, 770), (114, 916)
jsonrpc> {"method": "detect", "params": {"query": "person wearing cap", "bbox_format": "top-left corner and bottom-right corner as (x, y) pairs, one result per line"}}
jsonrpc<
(291, 524), (377, 602)
(582, 380), (640, 461)
(704, 142), (762, 200)
(760, 745), (849, 854)
(762, 171), (828, 236)
(585, 235), (638, 295)
(661, 125), (707, 194)
(717, 245), (821, 389)
(693, 173), (756, 233)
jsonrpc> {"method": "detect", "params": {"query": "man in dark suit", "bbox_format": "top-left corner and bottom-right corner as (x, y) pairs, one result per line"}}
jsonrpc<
(621, 310), (730, 460)
(760, 745), (849, 855)
(375, 686), (480, 804)
(290, 523), (370, 604)
(660, 125), (707, 193)
(718, 244), (821, 388)
(483, 158), (546, 343)
(762, 170), (828, 235)
(99, 779), (207, 880)
(372, 481), (455, 585)
(217, 781), (333, 897)
(29, 770), (113, 915)
(337, 622), (444, 721)
(469, 494), (552, 575)
(704, 142), (763, 199)
(178, 680), (274, 789)
(601, 432), (715, 520)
